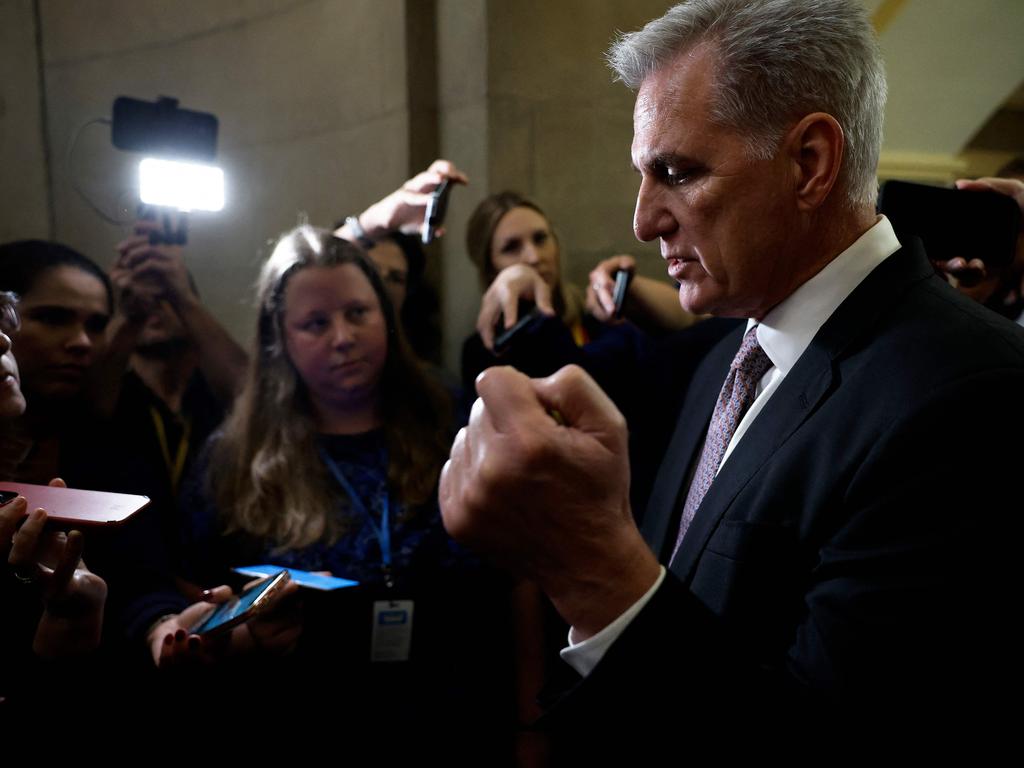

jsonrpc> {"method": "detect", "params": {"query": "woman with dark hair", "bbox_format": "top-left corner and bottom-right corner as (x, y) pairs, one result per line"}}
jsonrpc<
(0, 241), (113, 483)
(177, 227), (508, 743)
(366, 233), (436, 360)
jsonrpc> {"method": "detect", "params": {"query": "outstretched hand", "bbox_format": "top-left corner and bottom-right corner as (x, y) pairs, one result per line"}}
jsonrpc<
(148, 584), (235, 668)
(2, 478), (109, 659)
(113, 219), (196, 316)
(350, 159), (469, 240)
(475, 264), (556, 351)
(586, 254), (636, 321)
(148, 576), (303, 668)
(936, 177), (1024, 297)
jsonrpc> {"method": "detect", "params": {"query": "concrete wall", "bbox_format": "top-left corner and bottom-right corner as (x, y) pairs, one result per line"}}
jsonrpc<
(0, 0), (51, 242)
(31, 0), (411, 346)
(436, 0), (490, 372)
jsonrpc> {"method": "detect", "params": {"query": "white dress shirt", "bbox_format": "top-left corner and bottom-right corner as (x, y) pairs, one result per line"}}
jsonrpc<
(561, 216), (902, 678)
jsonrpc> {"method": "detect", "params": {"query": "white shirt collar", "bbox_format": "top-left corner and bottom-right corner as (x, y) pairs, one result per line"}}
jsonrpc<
(748, 216), (902, 375)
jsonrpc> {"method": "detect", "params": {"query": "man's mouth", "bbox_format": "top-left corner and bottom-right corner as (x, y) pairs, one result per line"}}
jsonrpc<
(665, 256), (698, 281)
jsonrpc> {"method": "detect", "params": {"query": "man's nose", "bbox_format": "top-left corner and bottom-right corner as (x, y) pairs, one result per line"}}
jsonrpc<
(0, 331), (11, 355)
(633, 177), (676, 242)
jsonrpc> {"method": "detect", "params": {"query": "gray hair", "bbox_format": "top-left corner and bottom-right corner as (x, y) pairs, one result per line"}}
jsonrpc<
(607, 0), (886, 208)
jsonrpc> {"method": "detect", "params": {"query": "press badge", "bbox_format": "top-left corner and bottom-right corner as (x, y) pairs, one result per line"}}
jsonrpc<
(371, 599), (414, 662)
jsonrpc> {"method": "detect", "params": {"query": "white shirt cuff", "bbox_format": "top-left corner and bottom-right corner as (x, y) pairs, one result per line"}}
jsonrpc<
(559, 566), (666, 678)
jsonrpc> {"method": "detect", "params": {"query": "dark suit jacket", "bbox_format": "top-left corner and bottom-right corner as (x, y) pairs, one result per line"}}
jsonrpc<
(545, 242), (1024, 751)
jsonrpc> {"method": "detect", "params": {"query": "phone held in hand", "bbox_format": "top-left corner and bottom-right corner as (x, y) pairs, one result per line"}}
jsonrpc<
(191, 570), (291, 637)
(877, 180), (1021, 269)
(422, 178), (453, 245)
(612, 269), (633, 319)
(493, 305), (546, 355)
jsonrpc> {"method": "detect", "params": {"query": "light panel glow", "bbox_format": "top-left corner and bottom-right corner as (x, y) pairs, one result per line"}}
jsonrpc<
(139, 158), (225, 212)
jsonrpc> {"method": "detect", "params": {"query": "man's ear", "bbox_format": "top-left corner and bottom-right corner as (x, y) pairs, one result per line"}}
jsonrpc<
(784, 112), (844, 212)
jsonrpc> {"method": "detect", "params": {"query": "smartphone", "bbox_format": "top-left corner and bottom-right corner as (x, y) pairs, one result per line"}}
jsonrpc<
(0, 490), (19, 507)
(422, 178), (453, 245)
(0, 483), (150, 526)
(234, 565), (359, 592)
(191, 570), (291, 637)
(112, 96), (218, 161)
(877, 180), (1021, 269)
(612, 269), (633, 319)
(493, 304), (546, 355)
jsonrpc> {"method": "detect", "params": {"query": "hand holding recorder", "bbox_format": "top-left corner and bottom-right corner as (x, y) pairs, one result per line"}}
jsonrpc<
(475, 264), (556, 351)
(336, 159), (468, 245)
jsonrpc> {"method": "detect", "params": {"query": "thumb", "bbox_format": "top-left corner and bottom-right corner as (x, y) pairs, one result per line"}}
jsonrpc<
(529, 365), (627, 451)
(474, 366), (551, 434)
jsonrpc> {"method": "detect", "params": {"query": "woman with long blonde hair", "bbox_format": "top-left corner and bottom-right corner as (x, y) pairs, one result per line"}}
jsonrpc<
(182, 225), (453, 588)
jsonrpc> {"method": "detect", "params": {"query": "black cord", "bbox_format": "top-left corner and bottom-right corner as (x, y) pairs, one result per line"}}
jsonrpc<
(66, 117), (132, 225)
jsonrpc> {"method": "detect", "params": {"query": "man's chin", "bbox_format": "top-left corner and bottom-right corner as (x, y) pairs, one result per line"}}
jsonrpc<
(677, 285), (751, 319)
(678, 285), (717, 317)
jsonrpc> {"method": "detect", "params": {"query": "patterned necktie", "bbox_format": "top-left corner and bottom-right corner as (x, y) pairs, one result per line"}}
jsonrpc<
(670, 326), (773, 563)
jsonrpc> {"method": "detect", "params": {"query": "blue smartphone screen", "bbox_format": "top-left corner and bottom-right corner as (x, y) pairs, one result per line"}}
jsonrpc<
(234, 565), (358, 591)
(191, 573), (283, 634)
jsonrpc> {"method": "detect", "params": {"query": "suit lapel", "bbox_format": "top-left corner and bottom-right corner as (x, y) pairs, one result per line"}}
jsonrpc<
(656, 242), (936, 581)
(668, 342), (836, 580)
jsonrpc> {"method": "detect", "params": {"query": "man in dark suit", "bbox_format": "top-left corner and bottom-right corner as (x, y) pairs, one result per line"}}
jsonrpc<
(440, 0), (1023, 747)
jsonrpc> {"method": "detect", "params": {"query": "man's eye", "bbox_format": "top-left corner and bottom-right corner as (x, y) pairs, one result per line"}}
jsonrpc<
(665, 167), (691, 185)
(653, 159), (697, 186)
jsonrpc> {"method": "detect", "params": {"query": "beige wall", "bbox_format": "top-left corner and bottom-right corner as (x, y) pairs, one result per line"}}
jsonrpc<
(0, 0), (51, 242)
(24, 0), (412, 348)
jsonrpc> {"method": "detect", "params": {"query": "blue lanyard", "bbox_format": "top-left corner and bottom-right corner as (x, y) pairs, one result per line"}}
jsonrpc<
(319, 448), (392, 571)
